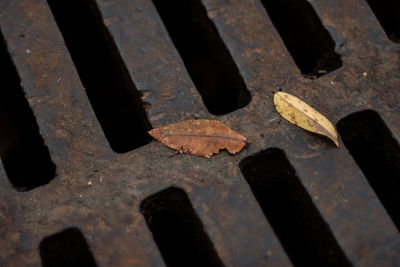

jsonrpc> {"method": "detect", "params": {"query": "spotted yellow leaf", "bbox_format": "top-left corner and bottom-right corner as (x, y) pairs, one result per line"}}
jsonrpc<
(274, 91), (339, 147)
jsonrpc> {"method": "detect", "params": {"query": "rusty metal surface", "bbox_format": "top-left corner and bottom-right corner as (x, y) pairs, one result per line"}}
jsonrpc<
(0, 0), (399, 266)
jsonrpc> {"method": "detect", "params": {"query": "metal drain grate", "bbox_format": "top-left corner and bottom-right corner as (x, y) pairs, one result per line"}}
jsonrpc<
(0, 0), (399, 266)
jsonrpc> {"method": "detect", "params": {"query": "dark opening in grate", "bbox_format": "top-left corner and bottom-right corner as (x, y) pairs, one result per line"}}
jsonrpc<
(0, 30), (56, 192)
(39, 227), (97, 267)
(239, 148), (352, 267)
(140, 187), (225, 267)
(260, 0), (342, 78)
(338, 110), (400, 231)
(47, 0), (152, 154)
(152, 0), (251, 115)
(365, 0), (400, 43)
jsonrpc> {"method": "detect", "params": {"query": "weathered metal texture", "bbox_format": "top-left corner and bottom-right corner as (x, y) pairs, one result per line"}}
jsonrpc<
(0, 0), (399, 266)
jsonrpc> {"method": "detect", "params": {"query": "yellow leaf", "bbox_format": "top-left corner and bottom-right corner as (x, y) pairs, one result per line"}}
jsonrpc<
(274, 91), (339, 147)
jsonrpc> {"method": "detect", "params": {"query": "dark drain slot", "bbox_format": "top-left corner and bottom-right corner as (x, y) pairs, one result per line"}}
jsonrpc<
(152, 0), (251, 115)
(0, 30), (56, 192)
(47, 0), (152, 154)
(239, 148), (352, 267)
(338, 110), (400, 231)
(260, 0), (342, 79)
(365, 0), (400, 43)
(140, 187), (225, 267)
(39, 227), (97, 267)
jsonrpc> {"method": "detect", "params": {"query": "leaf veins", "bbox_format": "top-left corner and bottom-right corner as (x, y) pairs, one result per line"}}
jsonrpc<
(149, 119), (247, 158)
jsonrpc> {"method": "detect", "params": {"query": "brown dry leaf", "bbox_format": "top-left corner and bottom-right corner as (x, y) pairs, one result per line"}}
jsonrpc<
(274, 91), (339, 146)
(149, 119), (247, 158)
